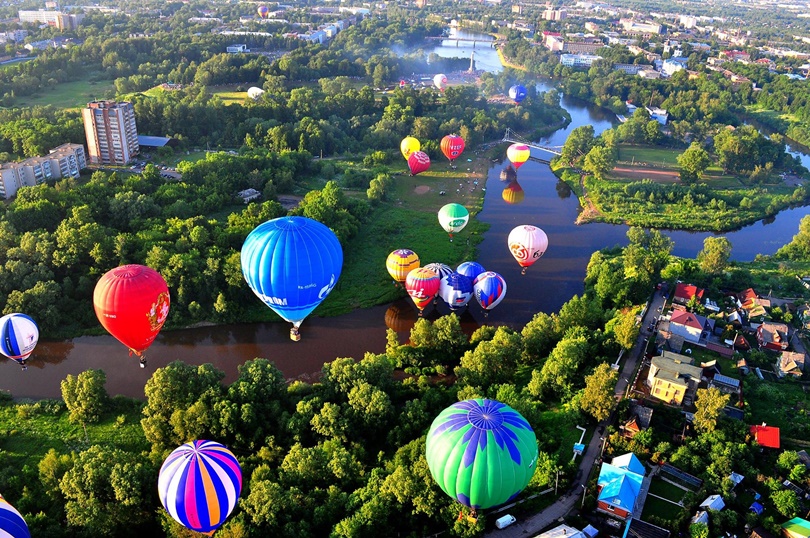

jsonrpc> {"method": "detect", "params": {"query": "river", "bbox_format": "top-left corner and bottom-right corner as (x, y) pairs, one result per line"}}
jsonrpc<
(2, 29), (809, 399)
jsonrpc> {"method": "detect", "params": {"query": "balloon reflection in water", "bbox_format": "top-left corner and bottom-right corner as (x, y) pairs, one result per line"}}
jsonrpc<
(384, 301), (418, 333)
(502, 180), (525, 205)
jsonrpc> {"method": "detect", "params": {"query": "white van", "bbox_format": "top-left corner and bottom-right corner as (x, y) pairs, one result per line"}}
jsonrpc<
(495, 514), (516, 529)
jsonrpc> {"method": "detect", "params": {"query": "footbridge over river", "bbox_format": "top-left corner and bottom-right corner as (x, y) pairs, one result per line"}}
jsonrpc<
(502, 128), (562, 164)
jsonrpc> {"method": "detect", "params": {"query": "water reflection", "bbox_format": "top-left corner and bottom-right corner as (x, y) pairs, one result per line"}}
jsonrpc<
(502, 179), (525, 205)
(385, 300), (418, 334)
(555, 180), (573, 199)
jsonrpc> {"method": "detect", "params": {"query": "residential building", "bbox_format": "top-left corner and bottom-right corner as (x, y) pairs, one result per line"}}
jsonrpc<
(720, 49), (750, 62)
(750, 424), (780, 449)
(673, 283), (704, 305)
(585, 22), (599, 33)
(563, 41), (605, 54)
(614, 64), (653, 75)
(638, 69), (661, 79)
(596, 453), (645, 520)
(82, 100), (139, 165)
(47, 143), (86, 179)
(543, 8), (567, 21)
(756, 321), (789, 351)
(237, 188), (261, 204)
(619, 19), (662, 36)
(647, 351), (703, 406)
(542, 31), (563, 51)
(536, 524), (597, 538)
(777, 351), (805, 377)
(18, 10), (84, 30)
(0, 143), (85, 199)
(623, 518), (671, 538)
(782, 517), (810, 538)
(700, 494), (725, 511)
(620, 402), (653, 438)
(668, 309), (713, 344)
(226, 44), (249, 53)
(560, 53), (601, 68)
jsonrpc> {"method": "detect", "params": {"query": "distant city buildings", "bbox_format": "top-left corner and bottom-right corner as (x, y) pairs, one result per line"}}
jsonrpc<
(82, 101), (139, 166)
(0, 143), (86, 199)
(18, 10), (84, 30)
(560, 53), (601, 68)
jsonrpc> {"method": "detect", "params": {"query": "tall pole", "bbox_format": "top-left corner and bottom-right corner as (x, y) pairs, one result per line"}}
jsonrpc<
(581, 485), (587, 508)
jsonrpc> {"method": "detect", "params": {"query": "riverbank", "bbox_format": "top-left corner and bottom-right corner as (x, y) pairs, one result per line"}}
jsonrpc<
(497, 48), (526, 71)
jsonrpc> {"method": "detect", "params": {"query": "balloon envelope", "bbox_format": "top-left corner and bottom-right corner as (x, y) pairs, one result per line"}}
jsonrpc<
(247, 86), (265, 99)
(423, 263), (453, 282)
(426, 399), (537, 509)
(474, 271), (507, 310)
(439, 272), (473, 310)
(407, 151), (431, 176)
(257, 5), (269, 18)
(507, 143), (531, 170)
(456, 261), (485, 282)
(0, 313), (38, 363)
(400, 136), (421, 160)
(386, 249), (420, 283)
(438, 203), (469, 236)
(158, 440), (242, 535)
(0, 494), (30, 538)
(433, 73), (448, 91)
(440, 135), (465, 162)
(502, 181), (525, 205)
(509, 84), (527, 104)
(405, 267), (440, 311)
(241, 216), (343, 328)
(93, 265), (170, 357)
(508, 225), (549, 269)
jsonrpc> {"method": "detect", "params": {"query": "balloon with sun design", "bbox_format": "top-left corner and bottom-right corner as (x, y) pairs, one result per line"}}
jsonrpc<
(425, 399), (537, 511)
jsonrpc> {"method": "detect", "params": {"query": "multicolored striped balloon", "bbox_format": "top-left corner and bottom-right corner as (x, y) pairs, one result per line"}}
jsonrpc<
(473, 271), (507, 311)
(386, 249), (420, 283)
(404, 267), (440, 312)
(158, 440), (242, 535)
(456, 261), (486, 283)
(506, 143), (531, 170)
(0, 493), (30, 538)
(0, 314), (38, 364)
(426, 399), (537, 509)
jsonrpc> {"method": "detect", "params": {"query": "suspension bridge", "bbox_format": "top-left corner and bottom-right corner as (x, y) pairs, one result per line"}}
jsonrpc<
(502, 128), (563, 158)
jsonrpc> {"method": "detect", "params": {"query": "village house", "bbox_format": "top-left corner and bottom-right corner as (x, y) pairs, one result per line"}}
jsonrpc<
(777, 350), (806, 377)
(596, 453), (646, 520)
(668, 309), (714, 344)
(750, 423), (781, 449)
(673, 283), (704, 305)
(647, 351), (703, 406)
(757, 321), (790, 351)
(620, 402), (653, 439)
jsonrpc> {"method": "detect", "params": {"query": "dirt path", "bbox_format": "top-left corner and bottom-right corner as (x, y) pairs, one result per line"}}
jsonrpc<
(611, 166), (680, 182)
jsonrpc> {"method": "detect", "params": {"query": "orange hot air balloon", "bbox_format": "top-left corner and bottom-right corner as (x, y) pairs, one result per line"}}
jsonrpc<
(440, 135), (465, 164)
(507, 143), (531, 170)
(407, 151), (431, 176)
(93, 264), (170, 368)
(405, 267), (440, 313)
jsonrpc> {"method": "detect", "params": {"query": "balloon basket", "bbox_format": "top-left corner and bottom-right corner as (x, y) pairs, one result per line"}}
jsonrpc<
(290, 328), (301, 342)
(521, 267), (527, 275)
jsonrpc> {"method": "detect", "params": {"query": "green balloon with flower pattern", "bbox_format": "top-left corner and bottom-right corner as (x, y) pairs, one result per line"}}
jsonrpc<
(425, 398), (537, 509)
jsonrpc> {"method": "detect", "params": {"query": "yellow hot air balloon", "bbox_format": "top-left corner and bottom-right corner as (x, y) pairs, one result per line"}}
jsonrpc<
(507, 144), (531, 170)
(401, 136), (421, 160)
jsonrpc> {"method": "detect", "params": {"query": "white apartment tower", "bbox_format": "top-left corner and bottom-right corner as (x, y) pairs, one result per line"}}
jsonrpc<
(82, 100), (139, 165)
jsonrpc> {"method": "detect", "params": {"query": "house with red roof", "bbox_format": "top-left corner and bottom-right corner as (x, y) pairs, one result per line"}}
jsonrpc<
(750, 424), (780, 449)
(756, 321), (789, 351)
(669, 310), (714, 344)
(673, 283), (704, 305)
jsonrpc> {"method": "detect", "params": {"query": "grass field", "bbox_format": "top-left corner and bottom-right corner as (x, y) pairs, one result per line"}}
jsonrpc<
(14, 78), (115, 109)
(648, 477), (688, 502)
(616, 145), (683, 167)
(209, 84), (255, 106)
(640, 494), (682, 521)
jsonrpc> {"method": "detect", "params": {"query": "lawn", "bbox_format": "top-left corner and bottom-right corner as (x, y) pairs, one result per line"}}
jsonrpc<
(209, 84), (256, 106)
(745, 377), (810, 440)
(640, 493), (682, 521)
(616, 145), (683, 167)
(647, 477), (687, 502)
(14, 78), (115, 109)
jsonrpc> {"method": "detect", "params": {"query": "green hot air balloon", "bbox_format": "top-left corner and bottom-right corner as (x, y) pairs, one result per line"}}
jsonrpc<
(438, 203), (469, 242)
(425, 398), (537, 511)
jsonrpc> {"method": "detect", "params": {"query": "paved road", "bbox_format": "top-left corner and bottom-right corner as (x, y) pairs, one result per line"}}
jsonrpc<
(486, 289), (667, 537)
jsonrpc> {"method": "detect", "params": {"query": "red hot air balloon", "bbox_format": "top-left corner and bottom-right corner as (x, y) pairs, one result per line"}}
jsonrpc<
(440, 135), (465, 165)
(93, 264), (170, 368)
(407, 151), (431, 176)
(405, 267), (440, 314)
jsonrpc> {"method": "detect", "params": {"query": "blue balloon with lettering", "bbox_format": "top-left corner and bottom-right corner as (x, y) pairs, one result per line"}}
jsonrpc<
(241, 217), (343, 330)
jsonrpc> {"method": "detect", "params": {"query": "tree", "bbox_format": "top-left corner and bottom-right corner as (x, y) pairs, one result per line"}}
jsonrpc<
(677, 142), (711, 183)
(690, 522), (709, 538)
(579, 363), (618, 421)
(560, 125), (595, 166)
(772, 489), (800, 518)
(697, 236), (732, 275)
(693, 387), (730, 434)
(61, 369), (108, 439)
(583, 145), (616, 180)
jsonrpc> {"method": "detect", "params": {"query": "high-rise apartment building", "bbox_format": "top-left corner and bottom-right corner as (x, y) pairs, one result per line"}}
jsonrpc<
(82, 101), (139, 165)
(0, 143), (86, 199)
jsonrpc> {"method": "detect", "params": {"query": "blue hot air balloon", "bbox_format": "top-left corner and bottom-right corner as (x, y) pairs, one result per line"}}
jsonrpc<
(457, 261), (486, 283)
(439, 272), (474, 310)
(0, 313), (38, 370)
(241, 216), (343, 341)
(509, 84), (527, 104)
(474, 271), (507, 312)
(0, 494), (30, 538)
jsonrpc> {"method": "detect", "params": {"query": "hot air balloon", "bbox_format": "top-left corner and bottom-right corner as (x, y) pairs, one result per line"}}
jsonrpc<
(407, 151), (431, 176)
(508, 225), (549, 274)
(0, 313), (38, 370)
(257, 5), (269, 18)
(508, 84), (527, 104)
(399, 79), (407, 89)
(158, 440), (242, 536)
(423, 262), (453, 282)
(438, 203), (469, 241)
(385, 301), (416, 333)
(433, 73), (448, 92)
(247, 87), (265, 99)
(507, 143), (531, 170)
(0, 494), (29, 538)
(400, 136), (421, 160)
(93, 265), (170, 368)
(440, 134), (465, 165)
(386, 249), (420, 284)
(425, 399), (537, 513)
(456, 261), (485, 282)
(502, 180), (525, 205)
(439, 272), (473, 310)
(242, 216), (343, 341)
(474, 271), (507, 313)
(405, 267), (440, 314)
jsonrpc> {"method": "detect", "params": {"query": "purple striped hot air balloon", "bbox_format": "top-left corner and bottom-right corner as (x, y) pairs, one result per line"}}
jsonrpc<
(0, 494), (30, 538)
(158, 440), (242, 535)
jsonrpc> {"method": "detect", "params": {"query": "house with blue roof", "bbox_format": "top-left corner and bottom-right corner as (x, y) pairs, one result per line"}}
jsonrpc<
(597, 453), (646, 520)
